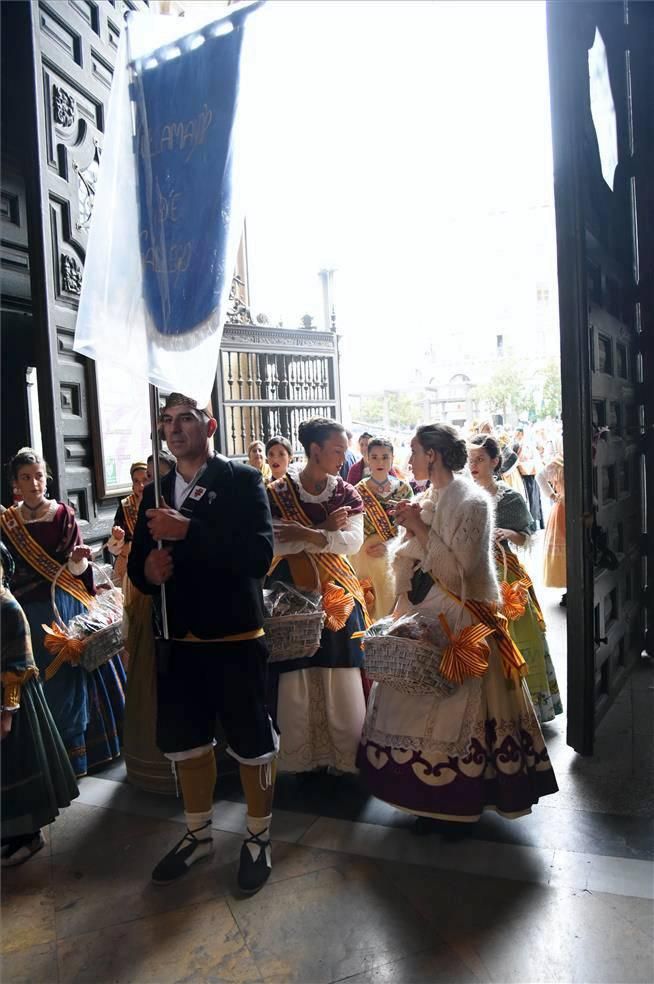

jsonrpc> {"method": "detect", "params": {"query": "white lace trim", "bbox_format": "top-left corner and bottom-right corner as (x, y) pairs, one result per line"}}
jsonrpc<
(363, 678), (485, 758)
(363, 699), (543, 760)
(296, 472), (338, 504)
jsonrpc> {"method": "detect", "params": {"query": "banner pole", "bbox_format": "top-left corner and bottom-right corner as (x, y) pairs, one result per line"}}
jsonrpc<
(149, 383), (169, 640)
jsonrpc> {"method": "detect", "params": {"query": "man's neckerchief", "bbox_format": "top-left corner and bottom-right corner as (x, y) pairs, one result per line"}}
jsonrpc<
(0, 505), (93, 608)
(268, 475), (370, 629)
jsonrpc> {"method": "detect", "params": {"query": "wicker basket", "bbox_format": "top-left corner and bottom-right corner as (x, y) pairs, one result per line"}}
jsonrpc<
(363, 635), (457, 697)
(264, 610), (325, 662)
(264, 555), (325, 663)
(51, 563), (124, 673)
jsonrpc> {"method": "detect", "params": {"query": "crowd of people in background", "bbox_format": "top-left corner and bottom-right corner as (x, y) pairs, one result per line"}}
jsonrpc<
(1, 409), (564, 890)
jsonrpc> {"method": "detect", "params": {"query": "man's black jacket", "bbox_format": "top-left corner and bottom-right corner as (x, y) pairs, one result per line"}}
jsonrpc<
(128, 454), (274, 639)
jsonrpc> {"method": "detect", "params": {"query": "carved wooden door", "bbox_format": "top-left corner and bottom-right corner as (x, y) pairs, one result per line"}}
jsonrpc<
(27, 0), (148, 538)
(547, 0), (653, 753)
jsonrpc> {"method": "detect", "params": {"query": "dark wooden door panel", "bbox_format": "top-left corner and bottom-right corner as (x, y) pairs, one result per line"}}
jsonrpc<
(28, 0), (148, 540)
(547, 0), (651, 752)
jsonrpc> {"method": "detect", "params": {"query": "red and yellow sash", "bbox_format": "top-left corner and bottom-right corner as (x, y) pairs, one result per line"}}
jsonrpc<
(268, 477), (371, 630)
(494, 543), (546, 629)
(0, 506), (93, 608)
(358, 482), (396, 543)
(121, 494), (139, 538)
(434, 574), (526, 682)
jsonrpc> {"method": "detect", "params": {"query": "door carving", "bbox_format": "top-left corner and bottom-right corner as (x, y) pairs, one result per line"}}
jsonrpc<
(547, 0), (652, 752)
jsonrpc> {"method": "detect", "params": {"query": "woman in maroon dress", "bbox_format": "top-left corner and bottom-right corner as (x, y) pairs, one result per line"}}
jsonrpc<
(1, 448), (125, 776)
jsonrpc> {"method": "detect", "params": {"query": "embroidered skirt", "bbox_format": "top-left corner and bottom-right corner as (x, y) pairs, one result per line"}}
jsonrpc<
(358, 585), (558, 820)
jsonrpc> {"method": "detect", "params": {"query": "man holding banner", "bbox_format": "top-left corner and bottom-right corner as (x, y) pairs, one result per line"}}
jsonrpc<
(128, 392), (278, 894)
(72, 0), (273, 891)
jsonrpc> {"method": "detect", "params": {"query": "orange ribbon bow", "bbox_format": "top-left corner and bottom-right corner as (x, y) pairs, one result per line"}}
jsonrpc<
(358, 577), (376, 618)
(321, 582), (355, 632)
(500, 577), (531, 622)
(42, 623), (85, 680)
(437, 614), (494, 685)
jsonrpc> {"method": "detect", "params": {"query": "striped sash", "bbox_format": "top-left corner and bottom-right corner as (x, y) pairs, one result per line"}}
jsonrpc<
(0, 506), (93, 608)
(268, 477), (369, 623)
(358, 482), (396, 542)
(121, 494), (139, 538)
(434, 574), (526, 680)
(494, 542), (546, 629)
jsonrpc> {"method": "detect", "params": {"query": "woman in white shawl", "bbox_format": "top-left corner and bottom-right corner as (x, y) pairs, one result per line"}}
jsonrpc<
(358, 424), (558, 822)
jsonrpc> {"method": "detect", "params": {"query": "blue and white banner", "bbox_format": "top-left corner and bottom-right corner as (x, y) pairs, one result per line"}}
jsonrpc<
(74, 4), (262, 404)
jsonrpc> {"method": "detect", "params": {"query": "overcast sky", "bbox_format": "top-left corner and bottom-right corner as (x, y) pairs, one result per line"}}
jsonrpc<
(238, 0), (555, 393)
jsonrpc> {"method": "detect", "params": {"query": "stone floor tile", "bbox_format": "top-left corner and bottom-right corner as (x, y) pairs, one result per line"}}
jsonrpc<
(428, 836), (554, 885)
(48, 801), (179, 857)
(267, 841), (350, 886)
(1, 853), (52, 900)
(56, 898), (263, 984)
(0, 941), (58, 984)
(548, 849), (594, 890)
(301, 816), (556, 887)
(51, 825), (244, 939)
(1, 885), (57, 954)
(546, 772), (654, 818)
(75, 775), (130, 809)
(76, 776), (185, 824)
(227, 861), (433, 984)
(331, 944), (484, 983)
(557, 734), (634, 777)
(212, 800), (318, 844)
(586, 853), (654, 900)
(384, 864), (654, 983)
(300, 815), (419, 865)
(591, 890), (654, 940)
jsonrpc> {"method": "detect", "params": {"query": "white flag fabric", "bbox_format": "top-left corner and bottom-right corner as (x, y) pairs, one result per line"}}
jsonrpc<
(74, 5), (261, 405)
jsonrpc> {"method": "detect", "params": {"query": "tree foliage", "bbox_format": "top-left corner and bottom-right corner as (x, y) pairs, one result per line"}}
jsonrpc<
(540, 359), (562, 418)
(472, 360), (528, 418)
(473, 358), (562, 421)
(359, 392), (423, 431)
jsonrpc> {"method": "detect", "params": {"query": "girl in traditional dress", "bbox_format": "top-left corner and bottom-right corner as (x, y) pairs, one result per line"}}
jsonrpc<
(358, 424), (558, 822)
(537, 454), (566, 602)
(499, 443), (528, 503)
(121, 451), (177, 794)
(267, 417), (368, 774)
(1, 448), (125, 777)
(266, 435), (294, 483)
(248, 440), (272, 483)
(1, 545), (78, 866)
(469, 435), (563, 724)
(106, 461), (148, 587)
(351, 438), (413, 621)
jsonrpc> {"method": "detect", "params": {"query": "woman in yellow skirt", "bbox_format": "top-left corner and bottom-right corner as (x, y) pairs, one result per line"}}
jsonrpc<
(351, 438), (413, 621)
(537, 455), (566, 597)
